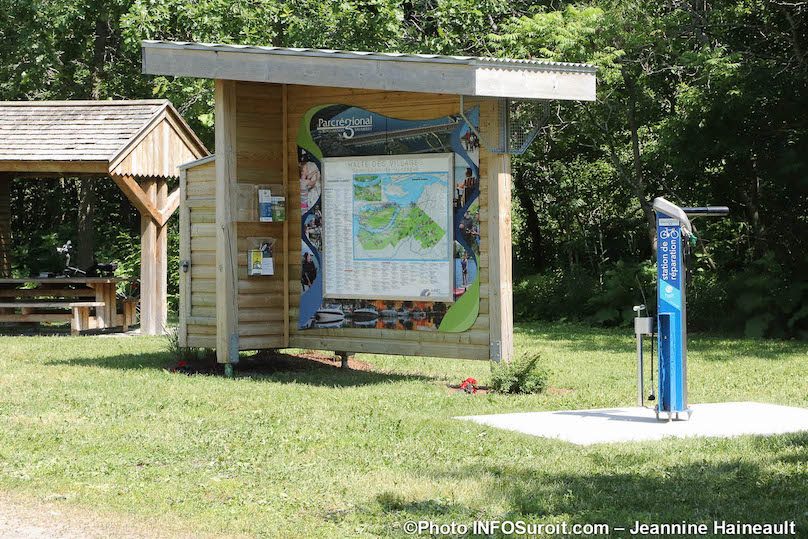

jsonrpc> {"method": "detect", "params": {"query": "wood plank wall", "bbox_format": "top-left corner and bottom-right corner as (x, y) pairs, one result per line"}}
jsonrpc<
(183, 160), (217, 348)
(234, 82), (286, 350)
(283, 86), (495, 360)
(184, 82), (510, 361)
(0, 175), (10, 277)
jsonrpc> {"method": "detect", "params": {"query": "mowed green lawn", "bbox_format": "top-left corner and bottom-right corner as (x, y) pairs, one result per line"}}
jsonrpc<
(0, 323), (806, 538)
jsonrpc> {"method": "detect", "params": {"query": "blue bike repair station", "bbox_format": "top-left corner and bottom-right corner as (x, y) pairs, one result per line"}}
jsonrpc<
(633, 197), (729, 421)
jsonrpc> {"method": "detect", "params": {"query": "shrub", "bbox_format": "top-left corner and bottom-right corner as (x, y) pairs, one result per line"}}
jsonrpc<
(513, 267), (597, 321)
(584, 260), (656, 326)
(490, 354), (548, 394)
(514, 261), (654, 327)
(514, 254), (808, 339)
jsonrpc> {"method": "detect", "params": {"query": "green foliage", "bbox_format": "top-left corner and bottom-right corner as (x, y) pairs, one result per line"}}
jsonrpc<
(585, 261), (656, 326)
(514, 261), (655, 327)
(494, 0), (807, 339)
(724, 253), (808, 339)
(517, 253), (808, 339)
(0, 0), (805, 334)
(489, 353), (548, 394)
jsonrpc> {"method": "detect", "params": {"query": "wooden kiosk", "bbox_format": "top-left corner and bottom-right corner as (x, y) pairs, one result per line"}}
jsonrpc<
(143, 41), (596, 364)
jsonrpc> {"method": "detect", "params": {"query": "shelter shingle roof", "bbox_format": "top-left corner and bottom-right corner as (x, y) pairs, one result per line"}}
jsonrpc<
(0, 100), (167, 161)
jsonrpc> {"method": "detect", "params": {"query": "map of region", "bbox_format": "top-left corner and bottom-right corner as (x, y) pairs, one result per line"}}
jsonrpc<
(353, 172), (450, 261)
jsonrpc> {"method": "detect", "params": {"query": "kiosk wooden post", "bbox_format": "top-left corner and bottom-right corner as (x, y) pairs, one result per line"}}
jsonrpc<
(214, 79), (240, 366)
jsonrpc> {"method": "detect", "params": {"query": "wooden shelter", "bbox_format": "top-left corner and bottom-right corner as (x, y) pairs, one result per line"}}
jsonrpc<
(0, 100), (208, 334)
(143, 41), (596, 364)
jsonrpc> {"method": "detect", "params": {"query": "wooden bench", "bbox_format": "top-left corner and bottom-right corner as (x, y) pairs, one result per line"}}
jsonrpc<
(0, 301), (105, 335)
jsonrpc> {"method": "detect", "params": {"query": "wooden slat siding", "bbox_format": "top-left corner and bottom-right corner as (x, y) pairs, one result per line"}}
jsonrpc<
(183, 159), (217, 347)
(0, 175), (10, 277)
(110, 116), (201, 179)
(281, 86), (492, 360)
(232, 82), (286, 350)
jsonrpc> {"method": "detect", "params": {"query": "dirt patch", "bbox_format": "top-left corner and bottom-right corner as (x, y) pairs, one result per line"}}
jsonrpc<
(446, 385), (574, 396)
(0, 492), (233, 539)
(447, 385), (491, 395)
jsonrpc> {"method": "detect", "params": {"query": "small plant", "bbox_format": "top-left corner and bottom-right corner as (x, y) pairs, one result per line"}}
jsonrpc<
(489, 354), (548, 395)
(164, 326), (183, 361)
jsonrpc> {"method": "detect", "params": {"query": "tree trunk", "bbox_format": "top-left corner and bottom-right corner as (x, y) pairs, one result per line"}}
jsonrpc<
(76, 180), (95, 270)
(74, 11), (109, 270)
(623, 70), (657, 250)
(91, 14), (109, 99)
(740, 159), (767, 259)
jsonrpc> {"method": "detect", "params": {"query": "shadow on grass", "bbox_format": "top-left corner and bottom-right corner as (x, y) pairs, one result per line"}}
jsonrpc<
(516, 322), (806, 361)
(494, 436), (808, 525)
(44, 349), (437, 388)
(383, 431), (808, 526)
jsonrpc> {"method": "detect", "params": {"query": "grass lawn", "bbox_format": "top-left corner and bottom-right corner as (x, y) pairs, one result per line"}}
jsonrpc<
(0, 323), (806, 537)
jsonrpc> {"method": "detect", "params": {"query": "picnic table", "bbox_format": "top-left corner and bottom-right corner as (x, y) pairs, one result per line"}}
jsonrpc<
(0, 277), (137, 334)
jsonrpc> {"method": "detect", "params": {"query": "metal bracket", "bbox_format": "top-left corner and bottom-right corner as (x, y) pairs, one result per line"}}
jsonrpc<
(228, 333), (239, 364)
(490, 340), (502, 362)
(459, 95), (507, 154)
(459, 95), (549, 155)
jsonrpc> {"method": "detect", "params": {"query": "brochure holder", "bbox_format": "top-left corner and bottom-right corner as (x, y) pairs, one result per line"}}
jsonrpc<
(247, 237), (276, 277)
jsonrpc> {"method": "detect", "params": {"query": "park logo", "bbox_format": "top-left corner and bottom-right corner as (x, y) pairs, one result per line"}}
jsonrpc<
(316, 115), (373, 139)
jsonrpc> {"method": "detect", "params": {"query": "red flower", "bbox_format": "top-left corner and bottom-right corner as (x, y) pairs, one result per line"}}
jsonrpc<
(459, 377), (478, 394)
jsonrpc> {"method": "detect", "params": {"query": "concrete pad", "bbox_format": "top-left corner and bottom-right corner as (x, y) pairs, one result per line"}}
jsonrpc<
(457, 402), (808, 446)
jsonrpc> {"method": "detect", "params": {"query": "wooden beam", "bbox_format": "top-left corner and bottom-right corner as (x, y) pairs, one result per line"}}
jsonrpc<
(4, 172), (108, 179)
(156, 178), (168, 331)
(136, 177), (169, 335)
(140, 178), (159, 334)
(0, 160), (109, 174)
(215, 79), (240, 364)
(178, 169), (191, 348)
(142, 42), (597, 101)
(487, 148), (514, 362)
(112, 174), (163, 224)
(159, 187), (181, 223)
(282, 83), (290, 347)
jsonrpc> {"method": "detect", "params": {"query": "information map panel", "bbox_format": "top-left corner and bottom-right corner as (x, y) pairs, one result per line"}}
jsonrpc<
(322, 153), (454, 302)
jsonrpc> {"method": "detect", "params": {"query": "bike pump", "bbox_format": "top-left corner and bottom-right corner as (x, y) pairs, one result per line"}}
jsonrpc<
(652, 197), (728, 421)
(633, 304), (653, 407)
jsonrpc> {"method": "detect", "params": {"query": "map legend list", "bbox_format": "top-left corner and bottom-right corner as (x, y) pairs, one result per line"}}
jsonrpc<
(322, 153), (454, 302)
